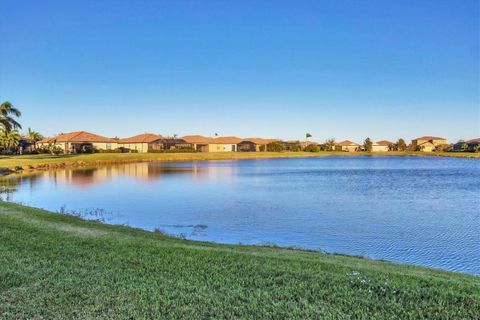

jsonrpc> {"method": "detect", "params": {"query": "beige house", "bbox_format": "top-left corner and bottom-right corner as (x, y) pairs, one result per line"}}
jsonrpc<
(412, 136), (447, 152)
(37, 131), (117, 153)
(238, 138), (278, 152)
(208, 136), (243, 152)
(372, 140), (392, 152)
(336, 140), (360, 152)
(181, 135), (213, 152)
(117, 133), (164, 153)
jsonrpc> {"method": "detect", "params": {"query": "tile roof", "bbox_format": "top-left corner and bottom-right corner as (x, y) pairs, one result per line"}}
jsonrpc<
(241, 138), (278, 144)
(466, 138), (480, 143)
(414, 136), (446, 141)
(181, 135), (213, 144)
(40, 131), (115, 143)
(337, 140), (359, 146)
(118, 133), (163, 143)
(375, 140), (393, 146)
(211, 136), (243, 144)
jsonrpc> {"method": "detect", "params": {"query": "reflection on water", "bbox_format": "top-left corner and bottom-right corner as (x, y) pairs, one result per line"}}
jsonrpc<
(2, 157), (479, 274)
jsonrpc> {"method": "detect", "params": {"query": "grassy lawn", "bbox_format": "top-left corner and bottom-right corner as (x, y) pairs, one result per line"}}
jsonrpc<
(0, 202), (478, 319)
(0, 151), (478, 172)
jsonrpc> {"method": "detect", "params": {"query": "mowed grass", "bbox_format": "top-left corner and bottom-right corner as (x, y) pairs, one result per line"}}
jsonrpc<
(0, 202), (478, 319)
(0, 151), (478, 171)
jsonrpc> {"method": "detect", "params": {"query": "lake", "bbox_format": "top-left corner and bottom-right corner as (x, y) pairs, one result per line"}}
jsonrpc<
(2, 156), (479, 274)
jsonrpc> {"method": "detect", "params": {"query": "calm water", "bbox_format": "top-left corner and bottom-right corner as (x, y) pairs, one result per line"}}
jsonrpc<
(2, 157), (479, 274)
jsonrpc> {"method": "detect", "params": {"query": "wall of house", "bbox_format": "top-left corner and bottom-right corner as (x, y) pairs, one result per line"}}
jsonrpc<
(341, 145), (359, 152)
(420, 143), (435, 152)
(118, 142), (149, 153)
(371, 145), (389, 152)
(92, 142), (118, 151)
(207, 144), (236, 152)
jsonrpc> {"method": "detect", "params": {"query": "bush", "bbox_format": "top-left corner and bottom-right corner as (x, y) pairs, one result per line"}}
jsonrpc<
(305, 145), (320, 152)
(148, 149), (196, 153)
(98, 148), (123, 153)
(266, 142), (285, 152)
(259, 145), (266, 152)
(288, 144), (301, 152)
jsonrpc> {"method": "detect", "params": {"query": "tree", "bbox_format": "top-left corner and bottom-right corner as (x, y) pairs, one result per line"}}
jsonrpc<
(363, 137), (373, 152)
(27, 127), (44, 148)
(0, 128), (21, 153)
(0, 101), (22, 133)
(324, 138), (336, 151)
(396, 138), (407, 151)
(306, 133), (312, 140)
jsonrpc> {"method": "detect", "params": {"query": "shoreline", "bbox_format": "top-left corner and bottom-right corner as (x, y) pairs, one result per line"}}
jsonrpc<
(1, 201), (479, 318)
(0, 151), (478, 176)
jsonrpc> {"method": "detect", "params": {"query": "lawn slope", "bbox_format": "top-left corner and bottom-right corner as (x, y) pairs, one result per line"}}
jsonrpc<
(0, 202), (478, 319)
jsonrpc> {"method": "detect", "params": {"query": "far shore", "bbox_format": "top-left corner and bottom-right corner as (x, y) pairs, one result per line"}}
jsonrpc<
(0, 151), (478, 175)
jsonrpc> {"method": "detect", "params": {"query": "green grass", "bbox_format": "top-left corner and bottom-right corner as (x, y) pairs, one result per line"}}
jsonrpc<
(0, 202), (478, 319)
(0, 151), (478, 173)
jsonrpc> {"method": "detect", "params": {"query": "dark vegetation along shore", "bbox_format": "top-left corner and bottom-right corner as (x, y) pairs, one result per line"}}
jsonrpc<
(0, 151), (478, 175)
(0, 201), (479, 319)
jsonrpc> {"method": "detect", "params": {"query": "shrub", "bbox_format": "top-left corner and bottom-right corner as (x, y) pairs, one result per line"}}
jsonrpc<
(98, 148), (123, 153)
(266, 142), (285, 152)
(259, 145), (266, 152)
(305, 145), (320, 152)
(288, 144), (301, 152)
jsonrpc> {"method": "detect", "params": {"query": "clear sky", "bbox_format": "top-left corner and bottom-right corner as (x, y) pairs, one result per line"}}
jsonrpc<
(1, 0), (479, 142)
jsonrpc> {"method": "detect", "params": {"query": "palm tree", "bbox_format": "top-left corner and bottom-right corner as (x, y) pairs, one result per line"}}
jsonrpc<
(0, 128), (21, 153)
(0, 101), (22, 132)
(27, 127), (43, 148)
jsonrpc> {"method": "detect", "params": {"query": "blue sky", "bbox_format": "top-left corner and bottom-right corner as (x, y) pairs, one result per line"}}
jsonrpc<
(1, 0), (478, 142)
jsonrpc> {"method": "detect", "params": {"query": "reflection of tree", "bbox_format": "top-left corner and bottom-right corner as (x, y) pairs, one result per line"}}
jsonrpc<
(0, 176), (22, 201)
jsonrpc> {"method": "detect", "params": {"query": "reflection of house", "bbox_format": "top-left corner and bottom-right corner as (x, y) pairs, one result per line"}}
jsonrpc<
(37, 131), (117, 153)
(411, 136), (447, 152)
(453, 138), (480, 152)
(372, 140), (392, 152)
(335, 140), (360, 152)
(238, 138), (277, 152)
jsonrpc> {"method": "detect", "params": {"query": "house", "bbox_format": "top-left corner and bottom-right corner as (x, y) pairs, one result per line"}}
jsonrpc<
(335, 140), (360, 152)
(453, 138), (480, 152)
(208, 136), (243, 152)
(237, 138), (277, 152)
(411, 136), (447, 152)
(372, 140), (393, 152)
(181, 135), (213, 152)
(37, 131), (117, 153)
(117, 133), (164, 153)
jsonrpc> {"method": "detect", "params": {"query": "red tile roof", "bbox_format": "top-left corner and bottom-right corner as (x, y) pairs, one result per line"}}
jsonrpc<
(466, 138), (480, 143)
(414, 136), (446, 141)
(337, 140), (359, 146)
(211, 136), (243, 144)
(40, 131), (115, 143)
(181, 135), (213, 144)
(375, 140), (393, 146)
(242, 138), (278, 145)
(118, 133), (163, 143)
